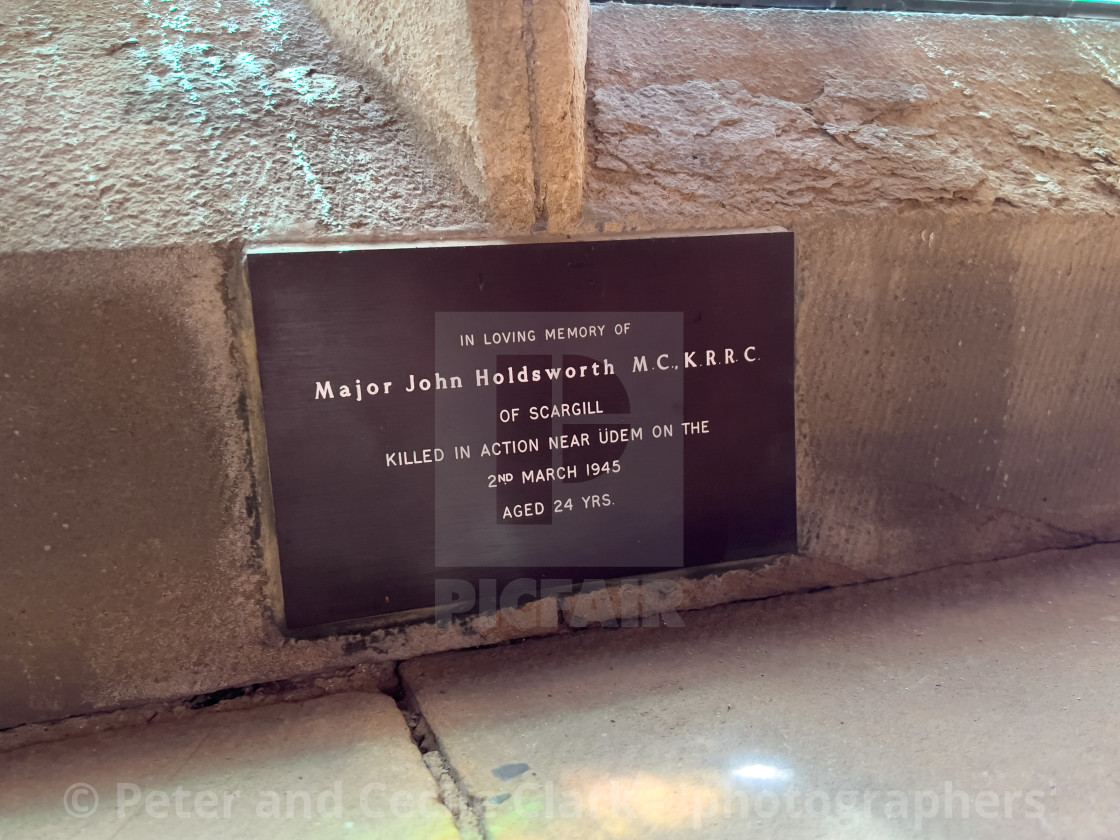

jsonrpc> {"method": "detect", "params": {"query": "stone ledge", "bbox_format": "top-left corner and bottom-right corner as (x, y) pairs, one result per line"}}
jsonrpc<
(585, 4), (1120, 228)
(0, 0), (482, 253)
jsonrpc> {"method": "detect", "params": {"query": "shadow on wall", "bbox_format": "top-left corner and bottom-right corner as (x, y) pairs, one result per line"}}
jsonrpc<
(0, 246), (245, 730)
(795, 214), (1120, 574)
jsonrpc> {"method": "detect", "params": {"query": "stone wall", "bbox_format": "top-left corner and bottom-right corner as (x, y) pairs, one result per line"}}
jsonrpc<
(3, 0), (1119, 731)
(0, 0), (486, 731)
(583, 4), (1120, 580)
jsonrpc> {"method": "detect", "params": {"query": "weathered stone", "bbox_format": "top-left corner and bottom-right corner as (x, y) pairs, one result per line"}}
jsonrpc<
(0, 693), (460, 839)
(0, 0), (482, 252)
(307, 0), (587, 230)
(303, 0), (531, 226)
(591, 78), (987, 208)
(809, 78), (932, 126)
(586, 4), (1120, 224)
(403, 545), (1120, 839)
(524, 0), (589, 231)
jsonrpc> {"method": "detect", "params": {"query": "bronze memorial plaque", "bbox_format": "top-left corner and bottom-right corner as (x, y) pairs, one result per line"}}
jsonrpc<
(247, 232), (795, 630)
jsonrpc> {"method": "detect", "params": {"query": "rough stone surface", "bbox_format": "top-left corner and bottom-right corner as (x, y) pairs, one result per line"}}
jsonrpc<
(468, 0), (538, 228)
(0, 0), (483, 252)
(526, 0), (589, 230)
(308, 0), (587, 230)
(306, 0), (536, 228)
(304, 0), (529, 225)
(585, 5), (1120, 227)
(0, 692), (459, 839)
(403, 545), (1120, 838)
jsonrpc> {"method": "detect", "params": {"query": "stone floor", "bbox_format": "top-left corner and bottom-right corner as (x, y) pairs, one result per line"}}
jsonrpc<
(3, 544), (1119, 839)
